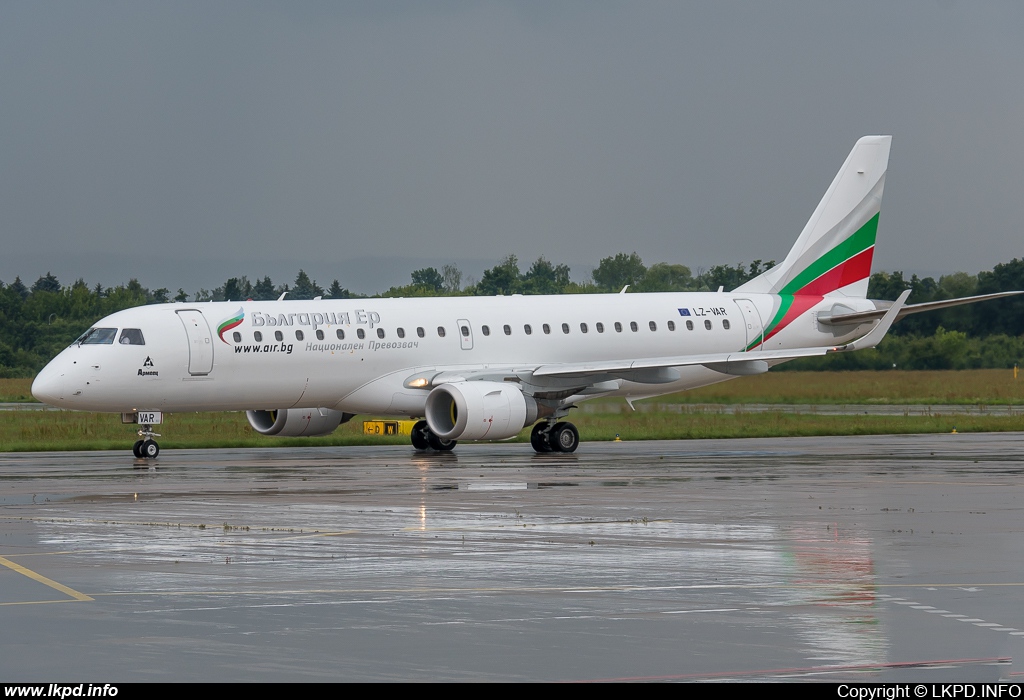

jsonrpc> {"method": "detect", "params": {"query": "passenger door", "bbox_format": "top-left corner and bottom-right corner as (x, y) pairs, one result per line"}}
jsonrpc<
(176, 310), (214, 375)
(733, 299), (765, 350)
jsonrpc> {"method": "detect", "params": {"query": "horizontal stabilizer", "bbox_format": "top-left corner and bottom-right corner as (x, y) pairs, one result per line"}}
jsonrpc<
(830, 290), (909, 352)
(818, 290), (1024, 327)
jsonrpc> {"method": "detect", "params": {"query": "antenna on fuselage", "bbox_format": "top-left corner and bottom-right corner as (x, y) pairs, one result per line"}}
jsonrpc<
(277, 292), (288, 301)
(619, 285), (629, 294)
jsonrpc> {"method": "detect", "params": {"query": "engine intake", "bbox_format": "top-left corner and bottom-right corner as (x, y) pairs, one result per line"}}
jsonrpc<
(424, 381), (541, 441)
(246, 408), (353, 437)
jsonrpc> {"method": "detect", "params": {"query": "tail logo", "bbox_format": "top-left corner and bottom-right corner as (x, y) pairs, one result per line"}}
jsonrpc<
(217, 308), (245, 344)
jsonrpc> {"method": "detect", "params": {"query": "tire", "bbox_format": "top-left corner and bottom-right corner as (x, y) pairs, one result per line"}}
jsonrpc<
(411, 420), (430, 450)
(141, 439), (160, 458)
(550, 422), (579, 453)
(132, 440), (144, 458)
(427, 432), (456, 451)
(530, 423), (553, 452)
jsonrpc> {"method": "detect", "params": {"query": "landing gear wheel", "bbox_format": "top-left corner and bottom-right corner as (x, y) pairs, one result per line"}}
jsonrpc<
(427, 432), (456, 451)
(133, 423), (161, 460)
(531, 423), (553, 453)
(549, 422), (579, 453)
(411, 420), (430, 450)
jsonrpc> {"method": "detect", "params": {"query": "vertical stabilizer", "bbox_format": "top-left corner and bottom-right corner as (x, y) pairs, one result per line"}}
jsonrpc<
(734, 135), (891, 298)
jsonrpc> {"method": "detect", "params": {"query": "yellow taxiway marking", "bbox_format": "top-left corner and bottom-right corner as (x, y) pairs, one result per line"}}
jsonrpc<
(0, 598), (91, 607)
(0, 555), (93, 602)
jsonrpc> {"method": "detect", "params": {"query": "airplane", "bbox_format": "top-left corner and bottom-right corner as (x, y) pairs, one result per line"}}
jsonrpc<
(30, 135), (1022, 458)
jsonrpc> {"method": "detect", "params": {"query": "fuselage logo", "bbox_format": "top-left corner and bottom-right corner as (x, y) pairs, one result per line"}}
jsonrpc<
(217, 308), (245, 344)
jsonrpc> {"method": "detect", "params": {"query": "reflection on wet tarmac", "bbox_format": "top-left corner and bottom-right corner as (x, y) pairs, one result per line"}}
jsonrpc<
(1, 433), (1023, 681)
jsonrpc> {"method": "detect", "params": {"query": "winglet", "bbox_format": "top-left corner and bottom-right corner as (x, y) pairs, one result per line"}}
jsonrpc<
(832, 289), (911, 353)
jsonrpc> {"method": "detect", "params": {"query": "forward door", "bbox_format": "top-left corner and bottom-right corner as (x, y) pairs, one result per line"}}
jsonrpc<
(176, 310), (214, 375)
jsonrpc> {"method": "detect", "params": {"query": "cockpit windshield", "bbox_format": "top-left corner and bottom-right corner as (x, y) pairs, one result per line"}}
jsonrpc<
(118, 328), (145, 345)
(75, 328), (118, 345)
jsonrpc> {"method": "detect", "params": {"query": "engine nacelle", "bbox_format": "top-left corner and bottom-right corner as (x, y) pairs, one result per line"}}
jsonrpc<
(246, 408), (353, 437)
(425, 381), (539, 441)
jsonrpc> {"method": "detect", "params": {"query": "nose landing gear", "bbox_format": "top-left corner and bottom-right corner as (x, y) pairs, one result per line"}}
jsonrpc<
(132, 425), (160, 459)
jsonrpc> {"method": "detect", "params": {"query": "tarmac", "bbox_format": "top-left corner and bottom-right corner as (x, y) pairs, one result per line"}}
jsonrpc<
(2, 433), (1024, 681)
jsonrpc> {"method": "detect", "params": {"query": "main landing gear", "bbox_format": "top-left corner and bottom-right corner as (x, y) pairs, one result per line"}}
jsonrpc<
(132, 424), (161, 459)
(408, 419), (580, 453)
(530, 421), (579, 453)
(410, 420), (456, 452)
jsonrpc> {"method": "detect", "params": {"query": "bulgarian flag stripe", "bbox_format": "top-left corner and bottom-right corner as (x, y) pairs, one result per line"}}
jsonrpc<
(217, 308), (245, 344)
(746, 213), (879, 350)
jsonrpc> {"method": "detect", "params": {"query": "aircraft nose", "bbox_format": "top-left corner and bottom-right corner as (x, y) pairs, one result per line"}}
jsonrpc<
(31, 364), (65, 406)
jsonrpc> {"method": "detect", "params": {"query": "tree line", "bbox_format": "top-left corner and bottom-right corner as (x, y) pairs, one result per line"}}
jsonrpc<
(1, 254), (1022, 377)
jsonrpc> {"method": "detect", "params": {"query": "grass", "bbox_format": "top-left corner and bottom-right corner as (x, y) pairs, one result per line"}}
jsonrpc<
(1, 404), (1022, 453)
(2, 369), (1022, 451)
(0, 378), (37, 403)
(662, 369), (1024, 405)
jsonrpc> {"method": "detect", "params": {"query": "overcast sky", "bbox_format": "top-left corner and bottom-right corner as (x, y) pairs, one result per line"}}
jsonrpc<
(2, 1), (1022, 294)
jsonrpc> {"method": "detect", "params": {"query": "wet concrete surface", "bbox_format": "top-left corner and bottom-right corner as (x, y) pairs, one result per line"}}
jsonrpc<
(2, 434), (1024, 682)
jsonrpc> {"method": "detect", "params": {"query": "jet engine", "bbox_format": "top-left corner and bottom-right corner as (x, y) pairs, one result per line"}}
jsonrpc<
(246, 408), (353, 437)
(424, 381), (541, 441)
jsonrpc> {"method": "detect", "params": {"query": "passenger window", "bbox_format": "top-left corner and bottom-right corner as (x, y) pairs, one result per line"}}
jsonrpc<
(580, 323), (588, 333)
(316, 329), (325, 340)
(596, 322), (604, 333)
(460, 325), (470, 338)
(232, 332), (241, 343)
(649, 321), (657, 332)
(119, 328), (146, 345)
(437, 326), (446, 338)
(275, 331), (284, 342)
(77, 328), (117, 345)
(417, 327), (425, 338)
(630, 321), (638, 332)
(668, 321), (676, 331)
(357, 329), (365, 339)
(524, 324), (532, 335)
(397, 328), (405, 339)
(723, 319), (731, 330)
(377, 328), (385, 339)
(543, 324), (551, 335)
(561, 323), (570, 334)
(254, 331), (263, 342)
(614, 322), (622, 333)
(704, 320), (712, 330)
(503, 325), (511, 336)
(295, 330), (304, 341)
(482, 325), (490, 336)
(336, 329), (345, 340)
(686, 320), (694, 331)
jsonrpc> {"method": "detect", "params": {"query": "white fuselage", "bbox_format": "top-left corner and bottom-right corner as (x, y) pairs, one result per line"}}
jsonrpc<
(31, 291), (874, 416)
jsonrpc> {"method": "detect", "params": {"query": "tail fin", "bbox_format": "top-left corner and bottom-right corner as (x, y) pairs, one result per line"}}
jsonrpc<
(735, 135), (891, 298)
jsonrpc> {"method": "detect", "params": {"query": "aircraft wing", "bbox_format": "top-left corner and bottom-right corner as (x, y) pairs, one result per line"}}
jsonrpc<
(817, 290), (1023, 327)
